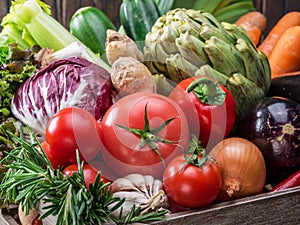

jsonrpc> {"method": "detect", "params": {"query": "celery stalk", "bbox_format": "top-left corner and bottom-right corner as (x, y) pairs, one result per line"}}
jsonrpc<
(25, 12), (77, 50)
(0, 0), (110, 71)
(4, 0), (77, 50)
(1, 25), (32, 49)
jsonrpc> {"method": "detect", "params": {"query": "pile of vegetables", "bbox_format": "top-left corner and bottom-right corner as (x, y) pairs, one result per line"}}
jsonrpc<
(0, 0), (300, 224)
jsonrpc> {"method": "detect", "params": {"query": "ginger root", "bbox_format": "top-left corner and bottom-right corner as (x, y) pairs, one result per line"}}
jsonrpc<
(105, 30), (144, 65)
(111, 57), (156, 97)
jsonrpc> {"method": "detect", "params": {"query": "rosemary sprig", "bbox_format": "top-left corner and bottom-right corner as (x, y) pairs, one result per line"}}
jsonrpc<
(0, 128), (168, 224)
(114, 205), (168, 224)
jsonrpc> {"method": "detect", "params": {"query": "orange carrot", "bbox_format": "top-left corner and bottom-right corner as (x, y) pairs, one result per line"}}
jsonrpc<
(235, 11), (267, 46)
(270, 71), (300, 78)
(269, 26), (300, 78)
(258, 11), (300, 57)
(235, 11), (267, 32)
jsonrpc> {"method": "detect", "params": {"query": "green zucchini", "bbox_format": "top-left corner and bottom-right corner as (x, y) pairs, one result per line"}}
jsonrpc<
(119, 0), (160, 49)
(70, 6), (116, 56)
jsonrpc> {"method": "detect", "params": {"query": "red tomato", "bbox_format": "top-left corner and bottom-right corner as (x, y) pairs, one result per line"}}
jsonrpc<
(32, 217), (42, 225)
(46, 107), (102, 168)
(100, 92), (190, 180)
(163, 154), (222, 208)
(62, 163), (108, 188)
(89, 159), (118, 182)
(40, 141), (64, 170)
(169, 76), (236, 150)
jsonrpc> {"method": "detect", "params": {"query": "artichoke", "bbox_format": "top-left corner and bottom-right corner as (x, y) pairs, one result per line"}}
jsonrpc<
(144, 8), (271, 120)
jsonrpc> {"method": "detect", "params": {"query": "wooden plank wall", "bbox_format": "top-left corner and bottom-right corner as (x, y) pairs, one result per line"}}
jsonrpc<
(0, 0), (300, 35)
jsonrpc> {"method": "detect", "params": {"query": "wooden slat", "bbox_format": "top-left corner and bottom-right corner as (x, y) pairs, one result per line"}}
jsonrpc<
(1, 188), (299, 224)
(47, 0), (61, 22)
(286, 0), (300, 12)
(61, 0), (82, 28)
(261, 0), (286, 35)
(0, 208), (19, 225)
(94, 0), (122, 28)
(0, 0), (10, 23)
(150, 187), (300, 225)
(253, 0), (263, 11)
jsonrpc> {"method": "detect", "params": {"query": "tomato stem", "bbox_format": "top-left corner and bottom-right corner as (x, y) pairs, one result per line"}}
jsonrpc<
(115, 103), (179, 165)
(186, 77), (226, 105)
(181, 135), (214, 171)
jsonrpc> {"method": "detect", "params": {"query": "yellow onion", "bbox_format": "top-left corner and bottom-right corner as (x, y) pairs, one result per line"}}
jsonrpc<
(209, 137), (266, 202)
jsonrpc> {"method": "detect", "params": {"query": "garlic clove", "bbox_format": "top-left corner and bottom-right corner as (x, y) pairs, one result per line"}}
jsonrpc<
(152, 179), (163, 196)
(144, 175), (155, 197)
(110, 174), (170, 220)
(113, 191), (149, 205)
(124, 174), (149, 195)
(111, 177), (139, 193)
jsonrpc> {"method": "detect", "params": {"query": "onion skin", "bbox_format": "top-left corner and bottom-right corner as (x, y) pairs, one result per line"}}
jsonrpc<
(235, 97), (300, 185)
(209, 137), (266, 202)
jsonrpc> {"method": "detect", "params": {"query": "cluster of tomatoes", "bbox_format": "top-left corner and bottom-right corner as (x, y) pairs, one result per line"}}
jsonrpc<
(41, 76), (237, 209)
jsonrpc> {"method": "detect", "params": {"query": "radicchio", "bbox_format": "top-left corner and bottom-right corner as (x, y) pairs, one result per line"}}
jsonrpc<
(11, 57), (114, 137)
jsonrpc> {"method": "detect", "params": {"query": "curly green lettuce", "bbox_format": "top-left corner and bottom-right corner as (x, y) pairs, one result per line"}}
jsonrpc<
(0, 36), (38, 155)
(0, 39), (38, 122)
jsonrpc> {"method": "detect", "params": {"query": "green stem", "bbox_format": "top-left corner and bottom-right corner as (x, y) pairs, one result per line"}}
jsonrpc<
(181, 135), (212, 171)
(116, 103), (179, 163)
(187, 77), (226, 105)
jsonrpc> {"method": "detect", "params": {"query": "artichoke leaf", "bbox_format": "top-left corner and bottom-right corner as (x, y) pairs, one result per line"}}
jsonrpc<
(185, 9), (217, 28)
(159, 22), (181, 49)
(177, 17), (202, 39)
(227, 73), (265, 120)
(195, 64), (229, 85)
(144, 46), (169, 75)
(199, 22), (235, 44)
(199, 10), (227, 30)
(257, 50), (271, 93)
(152, 74), (175, 96)
(204, 36), (246, 76)
(222, 21), (271, 94)
(167, 8), (190, 22)
(150, 40), (170, 63)
(222, 22), (255, 49)
(176, 31), (208, 67)
(166, 53), (198, 83)
(235, 38), (267, 91)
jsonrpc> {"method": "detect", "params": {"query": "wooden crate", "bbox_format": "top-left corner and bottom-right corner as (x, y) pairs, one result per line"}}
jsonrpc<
(0, 0), (300, 224)
(151, 187), (300, 225)
(1, 187), (300, 224)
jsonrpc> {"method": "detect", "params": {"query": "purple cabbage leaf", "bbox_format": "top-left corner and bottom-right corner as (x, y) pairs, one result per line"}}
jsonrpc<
(11, 57), (115, 138)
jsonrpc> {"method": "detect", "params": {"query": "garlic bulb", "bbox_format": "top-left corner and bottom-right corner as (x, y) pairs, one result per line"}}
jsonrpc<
(110, 174), (170, 218)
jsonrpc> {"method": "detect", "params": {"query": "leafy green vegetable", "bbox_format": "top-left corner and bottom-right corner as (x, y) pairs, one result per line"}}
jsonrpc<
(0, 0), (65, 50)
(0, 0), (110, 71)
(0, 36), (39, 164)
(0, 37), (38, 123)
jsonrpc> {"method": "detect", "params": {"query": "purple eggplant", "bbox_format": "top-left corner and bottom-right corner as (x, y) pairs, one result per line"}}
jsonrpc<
(234, 96), (300, 185)
(268, 73), (300, 103)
